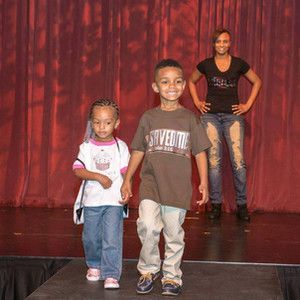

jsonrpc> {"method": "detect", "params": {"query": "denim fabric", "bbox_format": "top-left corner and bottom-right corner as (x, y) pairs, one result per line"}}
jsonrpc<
(83, 206), (123, 280)
(201, 113), (247, 205)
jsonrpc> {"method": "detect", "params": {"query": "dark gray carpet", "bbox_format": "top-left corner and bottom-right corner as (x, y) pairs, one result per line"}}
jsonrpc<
(26, 259), (283, 299)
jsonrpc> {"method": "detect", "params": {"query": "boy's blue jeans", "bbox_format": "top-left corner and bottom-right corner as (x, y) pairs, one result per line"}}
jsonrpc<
(201, 113), (247, 205)
(83, 206), (123, 280)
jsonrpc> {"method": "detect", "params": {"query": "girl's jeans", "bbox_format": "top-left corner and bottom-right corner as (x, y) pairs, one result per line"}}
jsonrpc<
(201, 113), (247, 205)
(83, 205), (123, 280)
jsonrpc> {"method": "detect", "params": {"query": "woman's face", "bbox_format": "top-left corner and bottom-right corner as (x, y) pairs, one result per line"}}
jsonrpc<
(214, 32), (231, 55)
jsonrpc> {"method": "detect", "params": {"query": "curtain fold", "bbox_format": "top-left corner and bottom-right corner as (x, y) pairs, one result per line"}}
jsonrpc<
(0, 0), (299, 212)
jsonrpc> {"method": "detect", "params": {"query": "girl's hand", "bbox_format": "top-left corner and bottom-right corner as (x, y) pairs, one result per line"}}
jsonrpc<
(232, 103), (250, 115)
(120, 180), (132, 204)
(97, 174), (112, 189)
(197, 184), (209, 206)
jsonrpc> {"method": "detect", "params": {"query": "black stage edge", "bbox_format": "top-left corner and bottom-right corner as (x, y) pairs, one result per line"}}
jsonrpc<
(0, 256), (70, 300)
(26, 259), (286, 300)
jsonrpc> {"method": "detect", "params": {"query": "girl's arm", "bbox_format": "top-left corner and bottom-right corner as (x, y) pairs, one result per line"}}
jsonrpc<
(74, 168), (112, 189)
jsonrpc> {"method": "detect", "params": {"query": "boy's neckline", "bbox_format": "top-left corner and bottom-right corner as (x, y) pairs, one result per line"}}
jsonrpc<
(158, 104), (183, 112)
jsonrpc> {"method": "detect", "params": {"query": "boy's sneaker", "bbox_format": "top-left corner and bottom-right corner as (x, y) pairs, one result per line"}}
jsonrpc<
(104, 278), (120, 289)
(136, 272), (160, 294)
(86, 268), (100, 281)
(162, 280), (182, 296)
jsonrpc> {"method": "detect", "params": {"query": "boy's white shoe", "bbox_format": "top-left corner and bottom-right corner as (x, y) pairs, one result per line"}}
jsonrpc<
(104, 278), (120, 289)
(86, 268), (101, 281)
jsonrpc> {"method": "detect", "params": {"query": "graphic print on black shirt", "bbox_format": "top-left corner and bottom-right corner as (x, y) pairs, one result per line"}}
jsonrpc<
(209, 76), (237, 89)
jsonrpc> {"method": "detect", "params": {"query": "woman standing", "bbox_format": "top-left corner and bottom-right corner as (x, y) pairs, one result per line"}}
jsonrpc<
(188, 28), (262, 221)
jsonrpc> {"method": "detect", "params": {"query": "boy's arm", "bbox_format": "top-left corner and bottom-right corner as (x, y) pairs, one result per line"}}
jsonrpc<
(74, 168), (112, 189)
(195, 151), (209, 206)
(120, 150), (145, 204)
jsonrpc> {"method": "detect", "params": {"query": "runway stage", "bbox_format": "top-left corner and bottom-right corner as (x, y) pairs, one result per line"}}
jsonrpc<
(0, 207), (299, 299)
(27, 259), (284, 299)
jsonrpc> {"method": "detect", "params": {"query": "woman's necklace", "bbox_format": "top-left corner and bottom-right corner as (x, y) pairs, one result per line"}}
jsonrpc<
(215, 55), (231, 72)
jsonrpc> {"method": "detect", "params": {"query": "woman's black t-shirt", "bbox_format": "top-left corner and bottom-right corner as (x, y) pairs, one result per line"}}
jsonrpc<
(197, 56), (250, 113)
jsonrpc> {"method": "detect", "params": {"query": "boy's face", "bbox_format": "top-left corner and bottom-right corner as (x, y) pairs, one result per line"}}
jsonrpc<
(91, 106), (119, 141)
(152, 66), (186, 103)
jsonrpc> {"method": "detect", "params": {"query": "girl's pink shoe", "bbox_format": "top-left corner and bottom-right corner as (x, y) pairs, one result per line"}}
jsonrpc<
(86, 268), (100, 281)
(104, 277), (120, 289)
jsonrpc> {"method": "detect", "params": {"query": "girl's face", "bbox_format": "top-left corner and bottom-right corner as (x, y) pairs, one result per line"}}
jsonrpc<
(214, 32), (231, 55)
(91, 106), (119, 141)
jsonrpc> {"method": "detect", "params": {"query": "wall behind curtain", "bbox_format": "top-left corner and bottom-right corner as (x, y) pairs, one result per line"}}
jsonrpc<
(0, 0), (299, 212)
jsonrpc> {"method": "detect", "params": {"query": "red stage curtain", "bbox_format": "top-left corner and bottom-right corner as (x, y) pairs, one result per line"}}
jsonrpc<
(0, 0), (299, 212)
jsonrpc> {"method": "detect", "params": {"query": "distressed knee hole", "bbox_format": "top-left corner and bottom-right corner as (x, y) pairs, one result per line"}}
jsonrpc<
(229, 121), (243, 169)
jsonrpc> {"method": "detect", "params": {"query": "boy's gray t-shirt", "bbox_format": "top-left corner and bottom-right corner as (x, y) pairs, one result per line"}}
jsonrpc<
(131, 107), (211, 210)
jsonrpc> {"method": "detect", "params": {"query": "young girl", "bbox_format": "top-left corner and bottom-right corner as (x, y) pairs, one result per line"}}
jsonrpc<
(73, 99), (130, 289)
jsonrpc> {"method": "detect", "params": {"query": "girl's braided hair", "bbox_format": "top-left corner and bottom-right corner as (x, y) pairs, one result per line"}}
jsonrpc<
(84, 99), (120, 142)
(88, 99), (120, 119)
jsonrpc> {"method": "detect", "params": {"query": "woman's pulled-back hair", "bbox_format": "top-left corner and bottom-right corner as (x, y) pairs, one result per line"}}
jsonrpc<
(84, 99), (120, 142)
(212, 28), (231, 44)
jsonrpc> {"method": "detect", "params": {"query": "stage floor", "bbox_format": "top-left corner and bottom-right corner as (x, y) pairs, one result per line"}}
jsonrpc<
(26, 259), (284, 299)
(1, 207), (299, 299)
(0, 207), (300, 264)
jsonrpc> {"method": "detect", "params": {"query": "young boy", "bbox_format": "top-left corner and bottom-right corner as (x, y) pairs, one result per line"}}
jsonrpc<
(121, 59), (211, 296)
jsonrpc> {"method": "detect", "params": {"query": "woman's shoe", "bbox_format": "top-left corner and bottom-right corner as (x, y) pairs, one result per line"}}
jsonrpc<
(208, 203), (222, 220)
(236, 204), (250, 222)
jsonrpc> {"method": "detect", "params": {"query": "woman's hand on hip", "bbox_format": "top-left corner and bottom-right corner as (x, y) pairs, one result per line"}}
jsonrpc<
(196, 101), (211, 114)
(232, 103), (250, 115)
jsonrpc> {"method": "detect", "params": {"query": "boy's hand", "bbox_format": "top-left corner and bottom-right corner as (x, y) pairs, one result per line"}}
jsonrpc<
(120, 180), (133, 204)
(197, 184), (209, 206)
(97, 174), (113, 189)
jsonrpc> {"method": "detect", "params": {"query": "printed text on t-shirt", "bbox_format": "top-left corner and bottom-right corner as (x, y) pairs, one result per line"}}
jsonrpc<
(147, 129), (191, 157)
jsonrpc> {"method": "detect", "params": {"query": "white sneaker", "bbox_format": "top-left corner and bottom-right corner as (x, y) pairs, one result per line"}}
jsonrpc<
(104, 278), (120, 289)
(86, 268), (100, 281)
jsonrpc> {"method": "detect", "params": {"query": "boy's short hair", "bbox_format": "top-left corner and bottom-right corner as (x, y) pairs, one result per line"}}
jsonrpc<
(154, 58), (183, 78)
